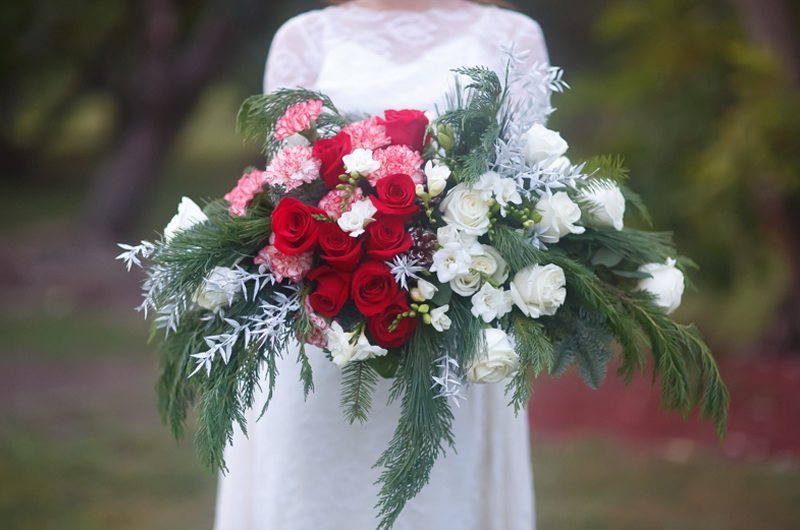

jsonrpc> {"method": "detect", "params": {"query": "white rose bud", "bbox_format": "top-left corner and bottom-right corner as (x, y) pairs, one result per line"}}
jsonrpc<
(416, 279), (438, 300)
(470, 283), (513, 323)
(343, 148), (381, 176)
(523, 123), (568, 165)
(194, 266), (240, 311)
(510, 264), (567, 318)
(163, 197), (208, 241)
(637, 258), (685, 314)
(580, 181), (626, 231)
(429, 304), (452, 332)
(535, 191), (585, 243)
(467, 328), (519, 384)
(439, 183), (491, 236)
(424, 160), (450, 197)
(337, 198), (377, 237)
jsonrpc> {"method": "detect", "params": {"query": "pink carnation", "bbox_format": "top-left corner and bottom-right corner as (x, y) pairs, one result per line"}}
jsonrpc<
(368, 145), (425, 186)
(342, 116), (391, 150)
(301, 297), (329, 348)
(224, 169), (267, 216)
(264, 145), (321, 191)
(274, 99), (323, 140)
(317, 187), (365, 220)
(254, 240), (313, 283)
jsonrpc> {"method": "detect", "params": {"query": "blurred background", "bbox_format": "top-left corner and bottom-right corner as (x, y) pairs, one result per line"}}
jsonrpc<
(1, 0), (798, 528)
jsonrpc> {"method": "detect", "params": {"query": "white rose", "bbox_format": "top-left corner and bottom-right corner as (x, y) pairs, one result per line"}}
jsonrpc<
(194, 266), (240, 311)
(439, 183), (491, 236)
(424, 160), (451, 197)
(436, 224), (477, 247)
(451, 272), (482, 297)
(472, 244), (509, 284)
(637, 258), (685, 314)
(467, 328), (519, 384)
(535, 191), (585, 243)
(429, 304), (452, 332)
(430, 242), (472, 283)
(546, 156), (572, 172)
(163, 197), (207, 241)
(343, 148), (381, 176)
(580, 181), (626, 231)
(523, 123), (569, 165)
(510, 264), (567, 318)
(337, 198), (377, 237)
(470, 283), (513, 323)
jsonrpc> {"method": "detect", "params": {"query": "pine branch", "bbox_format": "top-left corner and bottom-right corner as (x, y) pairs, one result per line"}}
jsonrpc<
(550, 305), (613, 389)
(374, 326), (455, 530)
(582, 154), (630, 184)
(570, 228), (676, 266)
(340, 361), (379, 424)
(506, 315), (554, 413)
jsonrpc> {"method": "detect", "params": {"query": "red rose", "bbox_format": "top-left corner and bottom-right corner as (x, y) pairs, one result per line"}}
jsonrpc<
(367, 292), (418, 348)
(271, 197), (323, 255)
(370, 173), (419, 218)
(379, 109), (429, 152)
(318, 221), (363, 271)
(307, 265), (351, 317)
(312, 131), (352, 188)
(351, 260), (400, 317)
(365, 216), (412, 260)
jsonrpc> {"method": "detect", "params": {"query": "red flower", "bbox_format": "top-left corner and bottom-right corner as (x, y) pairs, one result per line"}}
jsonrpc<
(367, 292), (418, 348)
(365, 217), (412, 260)
(307, 265), (351, 317)
(271, 197), (323, 255)
(318, 221), (363, 271)
(370, 173), (419, 218)
(312, 131), (352, 188)
(351, 260), (400, 317)
(379, 109), (429, 153)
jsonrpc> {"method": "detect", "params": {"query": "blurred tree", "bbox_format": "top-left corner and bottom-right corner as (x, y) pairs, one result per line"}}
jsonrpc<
(563, 0), (800, 352)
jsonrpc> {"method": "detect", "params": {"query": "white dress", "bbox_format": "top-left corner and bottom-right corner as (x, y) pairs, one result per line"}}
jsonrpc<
(215, 4), (549, 530)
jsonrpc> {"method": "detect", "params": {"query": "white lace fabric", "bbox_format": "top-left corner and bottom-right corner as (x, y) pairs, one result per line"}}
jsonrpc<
(216, 4), (547, 529)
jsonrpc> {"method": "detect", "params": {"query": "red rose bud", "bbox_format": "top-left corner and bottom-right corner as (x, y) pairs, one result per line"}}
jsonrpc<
(350, 260), (400, 317)
(271, 197), (324, 255)
(307, 265), (351, 317)
(379, 109), (429, 153)
(367, 292), (418, 348)
(318, 221), (363, 271)
(365, 217), (413, 260)
(312, 131), (352, 188)
(370, 173), (419, 218)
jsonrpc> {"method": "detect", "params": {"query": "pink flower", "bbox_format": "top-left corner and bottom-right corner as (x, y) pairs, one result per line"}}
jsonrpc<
(264, 145), (321, 191)
(301, 297), (329, 348)
(224, 169), (267, 216)
(254, 238), (313, 283)
(317, 187), (365, 220)
(274, 99), (324, 140)
(342, 117), (392, 150)
(368, 145), (424, 186)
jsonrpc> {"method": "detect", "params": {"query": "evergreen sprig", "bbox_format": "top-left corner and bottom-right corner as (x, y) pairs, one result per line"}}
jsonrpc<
(340, 361), (380, 424)
(570, 228), (676, 266)
(506, 316), (554, 413)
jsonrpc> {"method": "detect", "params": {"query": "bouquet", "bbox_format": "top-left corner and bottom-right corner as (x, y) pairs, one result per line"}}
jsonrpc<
(119, 54), (728, 529)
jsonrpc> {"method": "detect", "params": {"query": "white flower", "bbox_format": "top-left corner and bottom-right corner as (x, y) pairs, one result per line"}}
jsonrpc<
(470, 283), (513, 323)
(163, 197), (207, 241)
(637, 258), (685, 314)
(473, 171), (500, 200)
(492, 178), (522, 216)
(424, 160), (450, 197)
(439, 183), (491, 236)
(337, 198), (377, 237)
(451, 272), (482, 297)
(413, 279), (438, 301)
(523, 123), (569, 165)
(471, 244), (509, 284)
(467, 328), (519, 384)
(535, 191), (585, 243)
(194, 266), (240, 311)
(430, 242), (472, 283)
(343, 148), (381, 176)
(546, 156), (572, 172)
(510, 264), (567, 318)
(429, 304), (452, 332)
(580, 180), (626, 231)
(326, 322), (388, 368)
(436, 224), (477, 247)
(282, 133), (310, 147)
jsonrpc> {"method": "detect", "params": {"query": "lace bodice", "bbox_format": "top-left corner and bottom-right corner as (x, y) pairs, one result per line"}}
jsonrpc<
(264, 2), (549, 115)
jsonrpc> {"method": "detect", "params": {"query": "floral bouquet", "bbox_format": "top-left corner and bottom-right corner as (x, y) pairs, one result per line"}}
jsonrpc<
(119, 55), (728, 529)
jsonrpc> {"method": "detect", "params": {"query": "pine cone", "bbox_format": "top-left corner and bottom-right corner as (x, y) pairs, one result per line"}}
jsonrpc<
(408, 227), (437, 266)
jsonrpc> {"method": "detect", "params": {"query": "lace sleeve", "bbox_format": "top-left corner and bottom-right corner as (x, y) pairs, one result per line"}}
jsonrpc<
(509, 14), (550, 70)
(263, 12), (324, 93)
